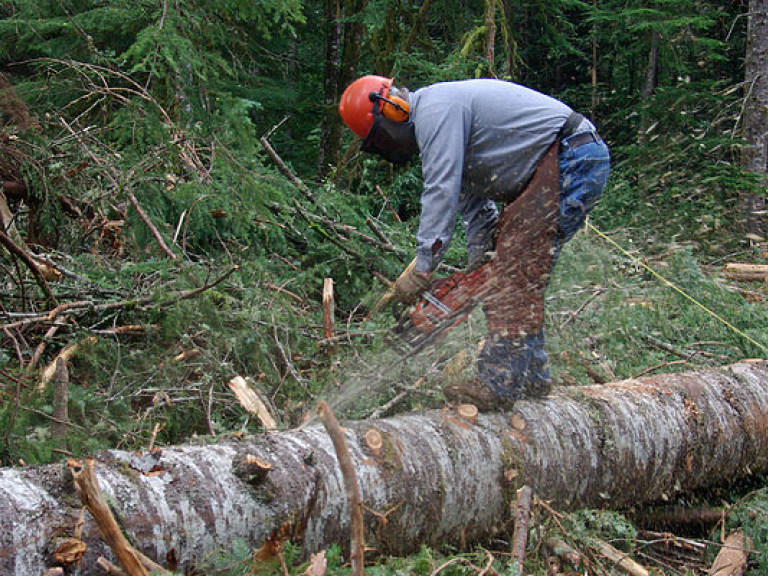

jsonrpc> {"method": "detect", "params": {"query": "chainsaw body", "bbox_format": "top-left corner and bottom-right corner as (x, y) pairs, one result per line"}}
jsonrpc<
(391, 261), (495, 350)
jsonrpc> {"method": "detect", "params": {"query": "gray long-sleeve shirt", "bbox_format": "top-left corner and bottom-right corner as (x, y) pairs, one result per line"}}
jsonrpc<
(408, 79), (584, 272)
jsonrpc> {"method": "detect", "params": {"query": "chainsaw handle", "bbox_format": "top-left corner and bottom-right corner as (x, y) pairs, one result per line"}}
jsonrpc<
(376, 258), (417, 311)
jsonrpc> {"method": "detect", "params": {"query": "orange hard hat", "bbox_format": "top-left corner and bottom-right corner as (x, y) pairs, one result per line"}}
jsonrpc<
(339, 75), (410, 138)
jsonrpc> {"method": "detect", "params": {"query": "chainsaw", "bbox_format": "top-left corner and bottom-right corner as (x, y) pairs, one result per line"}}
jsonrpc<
(382, 259), (496, 353)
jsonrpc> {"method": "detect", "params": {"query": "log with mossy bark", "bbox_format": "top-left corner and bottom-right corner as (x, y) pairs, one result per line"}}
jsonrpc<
(1, 361), (768, 575)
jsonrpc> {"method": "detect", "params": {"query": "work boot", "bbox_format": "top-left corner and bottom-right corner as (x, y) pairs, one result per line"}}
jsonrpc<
(443, 378), (517, 411)
(480, 332), (552, 401)
(443, 333), (552, 411)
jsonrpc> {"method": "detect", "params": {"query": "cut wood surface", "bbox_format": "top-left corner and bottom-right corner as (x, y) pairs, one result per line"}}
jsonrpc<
(723, 263), (768, 281)
(1, 361), (768, 575)
(708, 530), (752, 576)
(227, 376), (278, 430)
(592, 538), (649, 576)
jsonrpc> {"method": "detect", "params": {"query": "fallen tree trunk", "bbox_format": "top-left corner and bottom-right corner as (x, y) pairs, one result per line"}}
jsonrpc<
(2, 361), (768, 575)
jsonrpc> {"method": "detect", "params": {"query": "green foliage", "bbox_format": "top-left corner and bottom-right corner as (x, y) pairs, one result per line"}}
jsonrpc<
(548, 232), (768, 386)
(592, 74), (762, 253)
(563, 509), (638, 552)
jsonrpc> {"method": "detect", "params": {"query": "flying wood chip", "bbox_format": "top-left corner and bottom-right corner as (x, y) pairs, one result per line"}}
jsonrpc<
(52, 538), (87, 566)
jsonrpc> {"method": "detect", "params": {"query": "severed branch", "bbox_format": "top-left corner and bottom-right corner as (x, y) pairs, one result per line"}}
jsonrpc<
(259, 136), (326, 214)
(723, 263), (768, 282)
(273, 325), (306, 388)
(284, 201), (365, 260)
(592, 538), (648, 576)
(227, 376), (278, 430)
(96, 557), (128, 574)
(51, 358), (70, 448)
(264, 281), (304, 304)
(26, 325), (60, 375)
(69, 459), (153, 576)
(0, 229), (58, 305)
(364, 217), (393, 247)
(125, 190), (178, 260)
(367, 376), (426, 420)
(92, 324), (160, 336)
(1, 266), (238, 332)
(322, 278), (335, 353)
(58, 117), (177, 260)
(38, 337), (97, 391)
(511, 485), (533, 573)
(275, 201), (408, 258)
(317, 401), (365, 576)
(544, 538), (585, 571)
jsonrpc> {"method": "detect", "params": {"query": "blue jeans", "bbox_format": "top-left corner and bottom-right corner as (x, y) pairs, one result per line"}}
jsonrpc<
(556, 137), (611, 257)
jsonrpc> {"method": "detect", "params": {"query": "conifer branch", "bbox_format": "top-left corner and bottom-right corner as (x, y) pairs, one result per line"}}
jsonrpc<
(0, 229), (58, 306)
(259, 136), (328, 216)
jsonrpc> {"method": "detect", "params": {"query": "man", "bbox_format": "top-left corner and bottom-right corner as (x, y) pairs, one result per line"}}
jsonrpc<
(339, 76), (610, 409)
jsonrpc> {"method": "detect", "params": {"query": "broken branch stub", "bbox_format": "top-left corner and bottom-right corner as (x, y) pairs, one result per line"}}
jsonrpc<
(227, 376), (278, 430)
(69, 459), (151, 576)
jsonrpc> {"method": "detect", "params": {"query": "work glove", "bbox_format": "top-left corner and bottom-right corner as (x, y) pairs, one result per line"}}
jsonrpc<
(393, 269), (432, 305)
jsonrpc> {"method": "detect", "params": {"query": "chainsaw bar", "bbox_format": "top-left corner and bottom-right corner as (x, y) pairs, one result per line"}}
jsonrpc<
(386, 298), (478, 357)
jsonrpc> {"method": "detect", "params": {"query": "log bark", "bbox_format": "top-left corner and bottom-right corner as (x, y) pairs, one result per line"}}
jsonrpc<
(1, 361), (768, 575)
(741, 0), (768, 241)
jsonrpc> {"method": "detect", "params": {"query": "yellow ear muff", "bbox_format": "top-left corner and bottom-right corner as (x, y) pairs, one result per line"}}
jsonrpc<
(381, 96), (410, 122)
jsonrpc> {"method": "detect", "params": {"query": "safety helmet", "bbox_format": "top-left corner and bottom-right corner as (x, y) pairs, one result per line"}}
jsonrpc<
(339, 75), (410, 138)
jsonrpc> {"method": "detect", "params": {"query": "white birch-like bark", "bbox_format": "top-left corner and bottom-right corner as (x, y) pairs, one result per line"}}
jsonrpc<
(1, 361), (767, 575)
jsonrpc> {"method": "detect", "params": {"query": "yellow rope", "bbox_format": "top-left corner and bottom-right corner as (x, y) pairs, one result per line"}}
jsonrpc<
(585, 221), (768, 355)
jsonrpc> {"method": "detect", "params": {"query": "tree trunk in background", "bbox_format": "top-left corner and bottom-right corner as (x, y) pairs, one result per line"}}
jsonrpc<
(484, 0), (497, 76)
(637, 29), (661, 146)
(338, 0), (366, 103)
(742, 0), (767, 241)
(318, 0), (367, 177)
(641, 30), (660, 99)
(0, 73), (48, 245)
(317, 0), (343, 176)
(2, 361), (768, 574)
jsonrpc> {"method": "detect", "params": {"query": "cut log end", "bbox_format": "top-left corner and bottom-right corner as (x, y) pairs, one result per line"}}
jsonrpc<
(510, 414), (527, 431)
(455, 404), (479, 423)
(364, 429), (383, 455)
